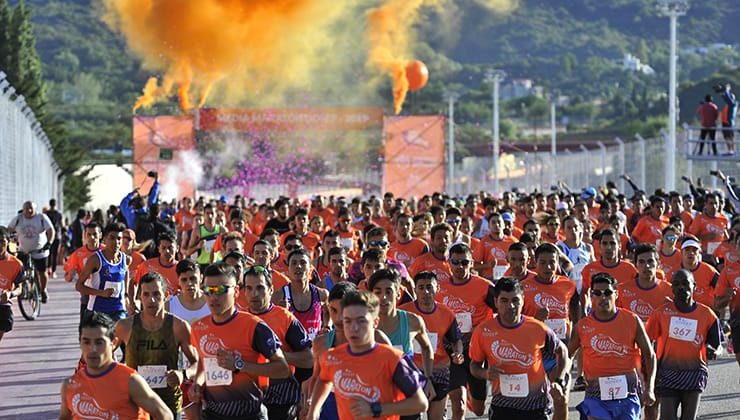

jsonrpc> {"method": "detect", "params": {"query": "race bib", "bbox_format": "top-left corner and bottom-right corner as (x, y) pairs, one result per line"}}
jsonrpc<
(707, 242), (721, 255)
(571, 263), (587, 293)
(413, 332), (438, 354)
(340, 237), (354, 251)
(204, 357), (232, 386)
(493, 265), (509, 279)
(599, 375), (628, 400)
(545, 318), (568, 340)
(456, 312), (473, 333)
(103, 281), (122, 298)
(204, 239), (216, 253)
(669, 316), (698, 342)
(499, 373), (529, 397)
(138, 365), (167, 389)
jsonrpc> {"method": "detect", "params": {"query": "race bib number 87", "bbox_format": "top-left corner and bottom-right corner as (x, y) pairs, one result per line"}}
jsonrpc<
(599, 375), (628, 401)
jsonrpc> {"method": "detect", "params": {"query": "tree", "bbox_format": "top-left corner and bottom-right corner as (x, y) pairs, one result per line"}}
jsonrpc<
(0, 0), (10, 72)
(7, 0), (47, 117)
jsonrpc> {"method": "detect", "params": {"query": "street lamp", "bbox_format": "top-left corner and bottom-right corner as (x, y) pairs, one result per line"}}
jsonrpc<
(443, 89), (460, 194)
(657, 0), (689, 191)
(485, 69), (506, 194)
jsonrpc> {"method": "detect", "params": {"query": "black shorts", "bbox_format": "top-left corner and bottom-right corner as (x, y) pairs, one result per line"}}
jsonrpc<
(722, 124), (735, 140)
(431, 367), (451, 402)
(0, 304), (14, 332)
(449, 340), (488, 401)
(490, 405), (551, 420)
(730, 317), (740, 350)
(17, 253), (47, 273)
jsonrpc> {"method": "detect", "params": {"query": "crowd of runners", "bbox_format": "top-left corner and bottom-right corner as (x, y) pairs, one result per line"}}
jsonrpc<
(1, 169), (739, 420)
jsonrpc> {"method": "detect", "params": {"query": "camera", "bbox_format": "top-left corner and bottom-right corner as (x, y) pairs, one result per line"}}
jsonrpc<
(713, 84), (725, 93)
(147, 171), (158, 178)
(710, 170), (719, 176)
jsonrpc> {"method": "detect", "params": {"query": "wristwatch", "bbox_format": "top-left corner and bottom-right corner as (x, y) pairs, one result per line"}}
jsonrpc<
(233, 355), (245, 373)
(370, 401), (382, 418)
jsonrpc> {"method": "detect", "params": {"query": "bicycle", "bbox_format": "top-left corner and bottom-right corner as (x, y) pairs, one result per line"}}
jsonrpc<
(16, 250), (42, 320)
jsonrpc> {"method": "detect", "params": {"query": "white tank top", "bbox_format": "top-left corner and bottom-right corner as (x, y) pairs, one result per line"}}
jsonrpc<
(168, 295), (210, 325)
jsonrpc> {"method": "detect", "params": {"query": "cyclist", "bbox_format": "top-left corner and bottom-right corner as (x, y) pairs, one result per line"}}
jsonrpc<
(0, 226), (23, 344)
(8, 201), (55, 303)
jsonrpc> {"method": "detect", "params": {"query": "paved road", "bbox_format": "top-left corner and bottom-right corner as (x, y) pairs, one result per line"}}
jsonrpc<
(1, 272), (738, 419)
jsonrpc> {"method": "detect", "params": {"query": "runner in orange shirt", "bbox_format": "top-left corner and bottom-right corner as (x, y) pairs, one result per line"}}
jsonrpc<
(242, 266), (314, 419)
(408, 223), (453, 284)
(307, 290), (428, 420)
(314, 230), (340, 280)
(715, 235), (740, 368)
(400, 271), (464, 420)
(251, 240), (291, 290)
(189, 264), (291, 418)
(131, 232), (179, 300)
(0, 226), (22, 344)
(469, 277), (571, 420)
(122, 229), (147, 275)
(473, 213), (517, 280)
(388, 213), (429, 270)
(174, 197), (195, 236)
(581, 228), (639, 315)
(569, 272), (657, 420)
(335, 208), (359, 259)
(318, 247), (350, 291)
(646, 269), (721, 420)
(59, 312), (172, 420)
(64, 221), (103, 325)
(504, 242), (536, 282)
(631, 196), (669, 247)
(437, 242), (496, 418)
(280, 208), (321, 256)
(309, 195), (336, 227)
(670, 237), (719, 309)
(688, 192), (729, 255)
(541, 215), (564, 245)
(617, 244), (673, 322)
(659, 225), (683, 280)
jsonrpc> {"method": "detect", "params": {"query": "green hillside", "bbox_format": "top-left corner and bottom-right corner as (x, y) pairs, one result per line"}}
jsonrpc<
(10, 0), (740, 156)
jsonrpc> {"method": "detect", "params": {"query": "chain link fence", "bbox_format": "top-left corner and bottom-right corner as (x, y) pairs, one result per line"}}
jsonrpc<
(0, 71), (62, 223)
(453, 130), (740, 197)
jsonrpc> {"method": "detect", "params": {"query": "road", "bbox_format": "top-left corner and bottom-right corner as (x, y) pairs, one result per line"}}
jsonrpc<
(0, 272), (738, 419)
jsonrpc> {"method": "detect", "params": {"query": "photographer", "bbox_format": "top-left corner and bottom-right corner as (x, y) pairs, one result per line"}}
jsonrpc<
(716, 83), (737, 156)
(120, 171), (160, 230)
(696, 94), (719, 155)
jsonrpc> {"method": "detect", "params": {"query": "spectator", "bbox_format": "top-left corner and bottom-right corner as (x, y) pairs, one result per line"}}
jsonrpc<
(720, 83), (738, 156)
(696, 94), (719, 155)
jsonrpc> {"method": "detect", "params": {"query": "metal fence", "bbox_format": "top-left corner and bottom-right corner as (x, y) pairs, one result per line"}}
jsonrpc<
(0, 71), (62, 223)
(453, 130), (740, 197)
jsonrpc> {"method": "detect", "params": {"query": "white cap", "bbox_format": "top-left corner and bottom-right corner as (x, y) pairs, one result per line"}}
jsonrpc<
(556, 202), (568, 211)
(681, 239), (701, 250)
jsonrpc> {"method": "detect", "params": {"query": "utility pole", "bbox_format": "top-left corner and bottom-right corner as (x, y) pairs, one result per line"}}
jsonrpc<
(657, 0), (689, 191)
(484, 69), (506, 194)
(550, 89), (558, 157)
(443, 89), (460, 194)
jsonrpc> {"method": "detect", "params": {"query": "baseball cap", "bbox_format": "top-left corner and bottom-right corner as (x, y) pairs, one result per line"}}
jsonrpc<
(581, 187), (598, 199)
(681, 239), (701, 250)
(556, 202), (569, 211)
(501, 212), (515, 222)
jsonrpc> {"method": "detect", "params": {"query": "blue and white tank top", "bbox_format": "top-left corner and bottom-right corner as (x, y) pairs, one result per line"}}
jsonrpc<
(87, 250), (127, 313)
(556, 240), (591, 293)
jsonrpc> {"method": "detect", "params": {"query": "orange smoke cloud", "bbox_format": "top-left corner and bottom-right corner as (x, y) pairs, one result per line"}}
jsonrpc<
(104, 0), (517, 114)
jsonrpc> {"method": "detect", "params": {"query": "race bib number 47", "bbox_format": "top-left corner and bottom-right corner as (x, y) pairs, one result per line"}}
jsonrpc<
(669, 316), (698, 342)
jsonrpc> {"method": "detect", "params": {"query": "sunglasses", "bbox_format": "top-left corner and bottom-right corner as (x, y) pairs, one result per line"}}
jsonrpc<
(284, 244), (302, 252)
(665, 234), (678, 241)
(449, 258), (470, 266)
(590, 289), (615, 297)
(446, 219), (461, 225)
(202, 285), (233, 296)
(369, 240), (389, 248)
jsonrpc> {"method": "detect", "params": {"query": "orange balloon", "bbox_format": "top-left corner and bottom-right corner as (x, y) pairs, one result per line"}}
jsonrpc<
(405, 60), (429, 92)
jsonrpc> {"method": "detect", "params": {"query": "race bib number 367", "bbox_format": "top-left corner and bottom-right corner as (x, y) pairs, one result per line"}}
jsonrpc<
(669, 316), (698, 342)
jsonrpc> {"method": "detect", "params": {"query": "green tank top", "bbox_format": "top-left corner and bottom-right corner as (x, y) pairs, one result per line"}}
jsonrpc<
(386, 309), (412, 357)
(125, 314), (182, 414)
(196, 224), (221, 264)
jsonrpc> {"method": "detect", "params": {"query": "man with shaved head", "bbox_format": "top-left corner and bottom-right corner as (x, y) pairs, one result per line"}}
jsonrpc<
(8, 201), (55, 303)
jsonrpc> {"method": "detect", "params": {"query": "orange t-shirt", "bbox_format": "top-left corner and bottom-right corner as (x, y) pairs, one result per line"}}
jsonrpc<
(190, 311), (281, 407)
(582, 259), (638, 291)
(408, 252), (452, 283)
(64, 246), (101, 275)
(129, 251), (146, 274)
(717, 262), (740, 316)
(399, 301), (460, 367)
(617, 278), (673, 322)
(469, 316), (559, 409)
(174, 209), (195, 233)
(521, 275), (576, 340)
(135, 258), (179, 296)
(646, 302), (719, 373)
(388, 238), (429, 270)
(576, 310), (642, 388)
(0, 254), (22, 291)
(319, 343), (422, 420)
(309, 207), (335, 227)
(688, 213), (729, 253)
(679, 210), (694, 231)
(658, 249), (682, 281)
(631, 215), (668, 246)
(668, 262), (718, 308)
(280, 231), (320, 256)
(435, 274), (495, 334)
(65, 363), (149, 420)
(712, 241), (737, 264)
(473, 235), (518, 278)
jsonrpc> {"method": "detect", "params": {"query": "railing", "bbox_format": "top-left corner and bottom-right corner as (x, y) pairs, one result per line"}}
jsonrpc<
(0, 71), (62, 222)
(684, 124), (740, 161)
